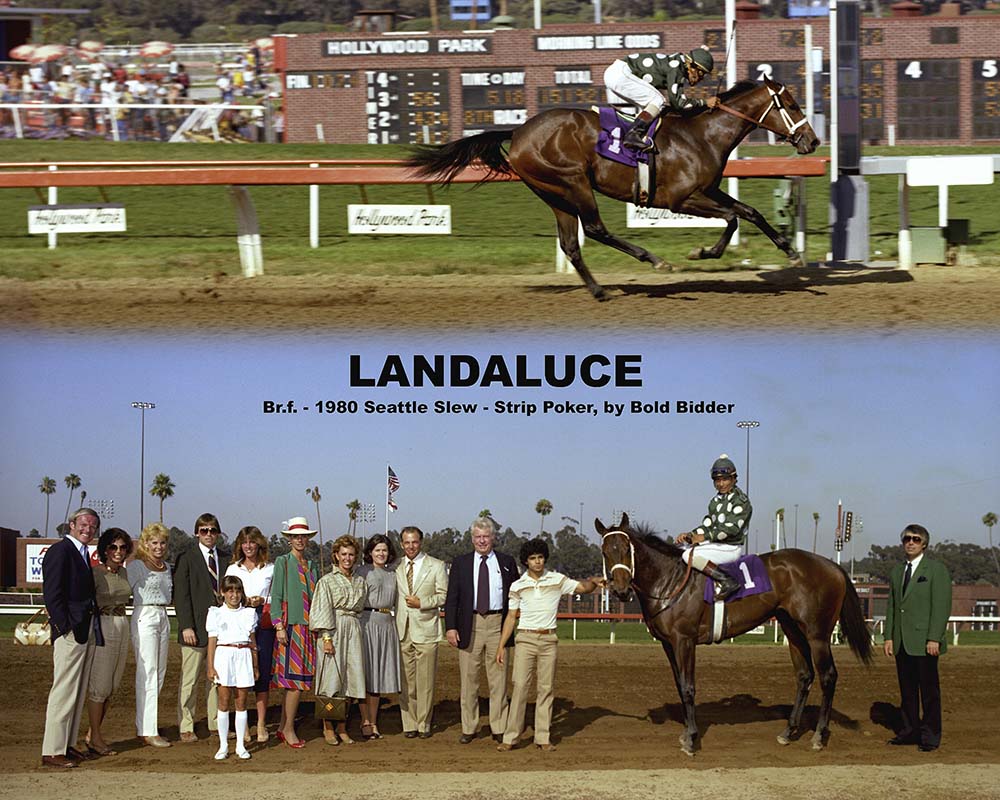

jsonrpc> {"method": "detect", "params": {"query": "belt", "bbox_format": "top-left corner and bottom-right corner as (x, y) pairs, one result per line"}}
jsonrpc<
(219, 643), (254, 649)
(476, 610), (501, 617)
(364, 607), (392, 614)
(101, 605), (127, 616)
(520, 628), (556, 635)
(144, 603), (168, 607)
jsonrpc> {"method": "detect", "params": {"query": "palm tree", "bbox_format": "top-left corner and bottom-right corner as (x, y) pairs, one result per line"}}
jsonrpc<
(62, 474), (82, 523)
(346, 498), (361, 537)
(776, 507), (785, 550)
(535, 498), (553, 534)
(983, 512), (999, 576)
(308, 486), (324, 572)
(149, 473), (175, 523)
(39, 476), (56, 536)
(812, 512), (820, 553)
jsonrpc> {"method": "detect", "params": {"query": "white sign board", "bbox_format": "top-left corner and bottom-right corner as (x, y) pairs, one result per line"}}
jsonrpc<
(348, 205), (451, 235)
(26, 542), (97, 583)
(906, 156), (995, 187)
(626, 204), (727, 228)
(29, 204), (127, 234)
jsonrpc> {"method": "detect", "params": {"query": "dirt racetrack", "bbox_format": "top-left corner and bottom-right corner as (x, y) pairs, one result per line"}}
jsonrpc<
(3, 642), (998, 799)
(2, 262), (999, 334)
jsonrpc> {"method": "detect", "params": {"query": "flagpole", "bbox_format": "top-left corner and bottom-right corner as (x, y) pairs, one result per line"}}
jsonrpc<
(385, 463), (389, 536)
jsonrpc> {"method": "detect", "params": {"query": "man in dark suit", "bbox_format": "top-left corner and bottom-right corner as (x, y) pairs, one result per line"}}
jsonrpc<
(174, 512), (222, 741)
(884, 523), (952, 752)
(445, 516), (518, 744)
(41, 507), (104, 768)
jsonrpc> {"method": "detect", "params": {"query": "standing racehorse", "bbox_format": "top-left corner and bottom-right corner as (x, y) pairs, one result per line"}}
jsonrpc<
(597, 513), (872, 755)
(405, 78), (820, 301)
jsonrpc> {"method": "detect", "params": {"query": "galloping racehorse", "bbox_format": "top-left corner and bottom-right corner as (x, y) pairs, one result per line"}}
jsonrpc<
(406, 78), (819, 301)
(597, 513), (872, 754)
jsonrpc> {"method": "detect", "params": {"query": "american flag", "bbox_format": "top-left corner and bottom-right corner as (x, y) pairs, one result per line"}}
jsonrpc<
(387, 466), (400, 511)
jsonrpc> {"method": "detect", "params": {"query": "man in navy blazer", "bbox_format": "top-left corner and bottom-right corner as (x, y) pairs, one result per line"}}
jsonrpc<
(445, 516), (518, 743)
(41, 507), (104, 768)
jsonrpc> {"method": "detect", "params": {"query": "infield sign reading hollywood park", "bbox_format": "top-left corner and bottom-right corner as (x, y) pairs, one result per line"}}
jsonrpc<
(28, 204), (127, 235)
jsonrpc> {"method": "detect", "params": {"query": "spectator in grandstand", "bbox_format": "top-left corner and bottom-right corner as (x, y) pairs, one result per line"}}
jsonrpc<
(74, 78), (97, 131)
(85, 527), (134, 756)
(176, 65), (191, 98)
(217, 70), (234, 104)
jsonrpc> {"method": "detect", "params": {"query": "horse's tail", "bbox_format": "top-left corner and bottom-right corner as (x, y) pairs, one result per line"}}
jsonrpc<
(837, 566), (874, 665)
(404, 130), (515, 186)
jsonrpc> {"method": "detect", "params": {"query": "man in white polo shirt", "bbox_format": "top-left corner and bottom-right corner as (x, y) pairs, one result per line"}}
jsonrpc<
(494, 538), (604, 752)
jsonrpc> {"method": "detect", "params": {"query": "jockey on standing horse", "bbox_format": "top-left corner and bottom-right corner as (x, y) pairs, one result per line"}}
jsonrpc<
(604, 45), (720, 151)
(676, 454), (751, 600)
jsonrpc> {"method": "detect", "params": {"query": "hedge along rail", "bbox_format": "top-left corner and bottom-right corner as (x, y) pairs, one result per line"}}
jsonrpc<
(0, 157), (827, 277)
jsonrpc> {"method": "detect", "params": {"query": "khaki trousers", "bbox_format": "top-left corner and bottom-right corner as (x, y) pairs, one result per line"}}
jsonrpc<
(42, 632), (96, 756)
(458, 613), (508, 736)
(177, 645), (219, 734)
(399, 637), (438, 734)
(502, 631), (558, 745)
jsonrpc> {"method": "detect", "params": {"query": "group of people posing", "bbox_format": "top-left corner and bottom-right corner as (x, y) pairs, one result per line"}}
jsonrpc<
(39, 510), (603, 767)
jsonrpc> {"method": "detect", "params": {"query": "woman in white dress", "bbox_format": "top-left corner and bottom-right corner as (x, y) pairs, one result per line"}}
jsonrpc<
(225, 526), (274, 742)
(206, 575), (259, 761)
(126, 522), (173, 748)
(310, 535), (366, 745)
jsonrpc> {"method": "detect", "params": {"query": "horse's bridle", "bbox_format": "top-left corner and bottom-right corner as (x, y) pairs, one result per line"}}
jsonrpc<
(716, 82), (810, 145)
(601, 529), (694, 612)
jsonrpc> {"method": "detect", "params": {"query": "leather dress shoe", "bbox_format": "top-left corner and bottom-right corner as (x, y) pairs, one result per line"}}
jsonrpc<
(143, 736), (171, 748)
(178, 731), (198, 743)
(492, 733), (503, 744)
(496, 742), (513, 752)
(459, 733), (476, 744)
(419, 731), (432, 739)
(404, 731), (418, 739)
(918, 744), (939, 752)
(888, 736), (919, 746)
(536, 743), (557, 752)
(42, 755), (78, 769)
(67, 746), (97, 761)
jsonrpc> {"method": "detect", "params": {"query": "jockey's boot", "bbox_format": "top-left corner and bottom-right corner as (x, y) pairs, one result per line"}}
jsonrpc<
(623, 111), (656, 151)
(703, 561), (740, 600)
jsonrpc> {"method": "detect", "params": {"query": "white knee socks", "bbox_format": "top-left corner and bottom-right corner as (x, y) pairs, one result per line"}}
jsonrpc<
(235, 710), (249, 755)
(215, 710), (230, 758)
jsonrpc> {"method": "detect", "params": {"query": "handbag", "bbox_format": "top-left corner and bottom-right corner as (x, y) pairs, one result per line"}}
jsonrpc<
(14, 607), (52, 646)
(314, 647), (348, 721)
(259, 600), (273, 630)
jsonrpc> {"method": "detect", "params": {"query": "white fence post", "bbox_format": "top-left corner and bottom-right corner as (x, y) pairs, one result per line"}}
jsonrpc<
(309, 163), (320, 249)
(47, 165), (58, 250)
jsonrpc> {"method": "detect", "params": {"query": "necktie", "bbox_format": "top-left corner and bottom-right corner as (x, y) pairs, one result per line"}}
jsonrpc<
(406, 560), (414, 595)
(476, 555), (490, 614)
(208, 551), (219, 593)
(80, 543), (89, 564)
(902, 562), (912, 595)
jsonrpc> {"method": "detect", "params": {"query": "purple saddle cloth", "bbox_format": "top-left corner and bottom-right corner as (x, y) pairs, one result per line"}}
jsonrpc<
(595, 107), (658, 168)
(703, 554), (772, 603)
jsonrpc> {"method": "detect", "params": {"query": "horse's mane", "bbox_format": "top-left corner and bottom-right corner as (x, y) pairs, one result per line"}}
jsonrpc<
(717, 80), (759, 102)
(635, 531), (685, 559)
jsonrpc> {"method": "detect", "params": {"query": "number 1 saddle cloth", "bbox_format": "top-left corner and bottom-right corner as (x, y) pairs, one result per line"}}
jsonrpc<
(594, 106), (661, 168)
(702, 554), (773, 604)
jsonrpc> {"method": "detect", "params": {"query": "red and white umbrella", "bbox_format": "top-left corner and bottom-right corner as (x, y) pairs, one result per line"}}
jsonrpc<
(9, 44), (38, 61)
(253, 37), (274, 51)
(138, 40), (174, 58)
(28, 44), (72, 63)
(78, 40), (104, 56)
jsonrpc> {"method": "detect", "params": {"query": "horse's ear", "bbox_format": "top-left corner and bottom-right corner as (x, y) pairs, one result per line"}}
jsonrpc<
(620, 512), (630, 527)
(594, 517), (606, 535)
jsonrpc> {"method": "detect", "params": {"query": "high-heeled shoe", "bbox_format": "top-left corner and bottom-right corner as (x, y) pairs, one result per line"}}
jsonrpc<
(323, 729), (340, 746)
(275, 730), (286, 743)
(336, 732), (355, 745)
(360, 723), (375, 741)
(370, 727), (384, 740)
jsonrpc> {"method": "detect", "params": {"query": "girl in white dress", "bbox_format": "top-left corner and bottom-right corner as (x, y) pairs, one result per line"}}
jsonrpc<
(206, 575), (259, 761)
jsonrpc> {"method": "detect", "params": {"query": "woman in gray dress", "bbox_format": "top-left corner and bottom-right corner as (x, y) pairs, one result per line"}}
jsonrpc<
(310, 535), (367, 745)
(357, 534), (402, 740)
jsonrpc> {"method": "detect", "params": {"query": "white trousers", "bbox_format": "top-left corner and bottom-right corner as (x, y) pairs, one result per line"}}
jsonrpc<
(682, 543), (742, 571)
(603, 59), (665, 115)
(131, 605), (170, 736)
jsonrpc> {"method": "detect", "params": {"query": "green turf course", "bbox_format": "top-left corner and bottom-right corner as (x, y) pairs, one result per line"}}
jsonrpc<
(2, 141), (999, 280)
(3, 613), (998, 646)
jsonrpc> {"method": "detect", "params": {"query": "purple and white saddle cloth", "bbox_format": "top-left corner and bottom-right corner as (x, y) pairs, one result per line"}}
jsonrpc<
(703, 554), (772, 603)
(595, 107), (659, 168)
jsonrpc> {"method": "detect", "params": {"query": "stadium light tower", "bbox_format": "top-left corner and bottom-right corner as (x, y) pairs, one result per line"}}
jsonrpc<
(736, 420), (760, 495)
(131, 401), (155, 532)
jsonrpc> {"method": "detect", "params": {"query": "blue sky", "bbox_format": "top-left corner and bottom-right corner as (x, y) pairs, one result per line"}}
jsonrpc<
(1, 329), (996, 561)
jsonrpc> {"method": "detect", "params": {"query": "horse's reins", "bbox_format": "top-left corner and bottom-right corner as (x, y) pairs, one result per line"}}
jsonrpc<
(715, 83), (809, 142)
(601, 530), (694, 614)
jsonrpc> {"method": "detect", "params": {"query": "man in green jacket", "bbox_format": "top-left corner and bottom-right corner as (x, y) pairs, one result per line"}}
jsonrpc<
(883, 524), (952, 751)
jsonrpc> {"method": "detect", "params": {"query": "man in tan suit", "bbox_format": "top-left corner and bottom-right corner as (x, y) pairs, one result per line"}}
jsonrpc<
(395, 526), (448, 739)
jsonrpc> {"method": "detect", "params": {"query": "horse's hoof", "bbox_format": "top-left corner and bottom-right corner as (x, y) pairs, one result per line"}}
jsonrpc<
(811, 734), (826, 751)
(687, 248), (705, 260)
(651, 258), (674, 272)
(776, 734), (791, 746)
(788, 253), (805, 269)
(593, 288), (610, 302)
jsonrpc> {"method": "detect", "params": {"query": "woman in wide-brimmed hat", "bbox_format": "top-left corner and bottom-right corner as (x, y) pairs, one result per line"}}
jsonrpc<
(270, 516), (320, 748)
